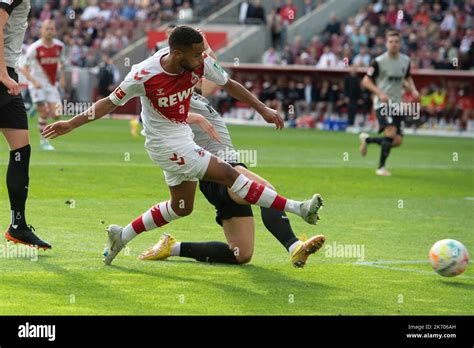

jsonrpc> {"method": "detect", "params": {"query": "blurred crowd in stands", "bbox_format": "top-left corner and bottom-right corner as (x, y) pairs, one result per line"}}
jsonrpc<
(210, 71), (473, 132)
(24, 0), (226, 67)
(262, 0), (473, 71)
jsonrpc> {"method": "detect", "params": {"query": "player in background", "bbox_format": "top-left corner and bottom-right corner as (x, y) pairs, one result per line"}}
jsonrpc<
(43, 26), (323, 266)
(19, 20), (65, 151)
(1, 0), (51, 249)
(359, 30), (419, 176)
(139, 34), (325, 268)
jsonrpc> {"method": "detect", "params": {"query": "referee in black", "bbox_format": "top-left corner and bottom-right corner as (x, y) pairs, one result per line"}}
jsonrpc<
(1, 0), (50, 249)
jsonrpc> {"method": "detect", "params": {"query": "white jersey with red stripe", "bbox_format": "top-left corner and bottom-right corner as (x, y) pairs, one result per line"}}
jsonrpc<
(23, 38), (66, 88)
(109, 47), (229, 144)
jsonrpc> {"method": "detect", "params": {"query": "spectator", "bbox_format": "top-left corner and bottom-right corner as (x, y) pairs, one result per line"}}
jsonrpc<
(39, 3), (52, 21)
(413, 4), (430, 28)
(97, 54), (120, 100)
(324, 12), (341, 36)
(81, 0), (101, 21)
(246, 0), (266, 24)
(440, 10), (456, 33)
(262, 46), (281, 64)
(365, 4), (379, 26)
(316, 46), (338, 68)
(431, 3), (444, 24)
(376, 15), (390, 37)
(121, 0), (137, 21)
(269, 8), (283, 48)
(239, 1), (251, 24)
(280, 44), (295, 64)
(178, 1), (194, 23)
(285, 80), (303, 120)
(280, 0), (297, 25)
(303, 0), (314, 16)
(352, 45), (371, 67)
(344, 17), (356, 36)
(344, 66), (361, 127)
(300, 75), (319, 115)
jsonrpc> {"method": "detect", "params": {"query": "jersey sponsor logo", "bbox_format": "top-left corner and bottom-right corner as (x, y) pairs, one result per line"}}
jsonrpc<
(157, 87), (194, 107)
(40, 57), (60, 65)
(388, 76), (403, 81)
(114, 87), (126, 100)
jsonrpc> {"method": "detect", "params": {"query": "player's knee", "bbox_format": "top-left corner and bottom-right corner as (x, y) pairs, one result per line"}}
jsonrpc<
(263, 181), (275, 190)
(223, 165), (240, 187)
(236, 251), (253, 264)
(171, 202), (194, 217)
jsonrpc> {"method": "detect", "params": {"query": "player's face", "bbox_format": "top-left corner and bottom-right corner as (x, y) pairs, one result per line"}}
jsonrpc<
(179, 42), (206, 72)
(41, 24), (56, 40)
(386, 36), (400, 55)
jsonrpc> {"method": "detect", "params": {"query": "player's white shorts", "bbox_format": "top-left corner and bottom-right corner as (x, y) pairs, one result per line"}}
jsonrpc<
(145, 136), (212, 187)
(29, 85), (61, 104)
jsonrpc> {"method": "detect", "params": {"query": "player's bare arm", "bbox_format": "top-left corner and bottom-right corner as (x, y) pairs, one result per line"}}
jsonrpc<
(18, 65), (41, 89)
(404, 76), (419, 99)
(42, 97), (117, 139)
(0, 9), (19, 95)
(187, 112), (221, 143)
(222, 78), (284, 129)
(362, 75), (389, 103)
(59, 62), (66, 90)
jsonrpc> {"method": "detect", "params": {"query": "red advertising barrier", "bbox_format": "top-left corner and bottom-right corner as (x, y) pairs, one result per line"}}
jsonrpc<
(113, 63), (474, 115)
(147, 31), (228, 51)
(220, 63), (474, 90)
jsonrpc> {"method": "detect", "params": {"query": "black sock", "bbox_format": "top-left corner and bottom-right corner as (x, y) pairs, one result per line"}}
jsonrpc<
(7, 145), (30, 228)
(180, 242), (238, 264)
(379, 137), (393, 168)
(260, 207), (298, 250)
(366, 137), (384, 145)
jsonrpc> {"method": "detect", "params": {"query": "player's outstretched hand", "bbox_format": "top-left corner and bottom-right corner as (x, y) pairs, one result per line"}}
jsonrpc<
(42, 121), (74, 139)
(260, 106), (284, 130)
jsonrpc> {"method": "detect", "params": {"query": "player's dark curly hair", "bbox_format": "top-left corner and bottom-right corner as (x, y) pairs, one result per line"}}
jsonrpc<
(168, 26), (203, 52)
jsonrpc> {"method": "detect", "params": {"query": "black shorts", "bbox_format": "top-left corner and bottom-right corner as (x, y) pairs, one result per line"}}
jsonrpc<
(376, 108), (403, 136)
(0, 67), (28, 130)
(199, 163), (253, 226)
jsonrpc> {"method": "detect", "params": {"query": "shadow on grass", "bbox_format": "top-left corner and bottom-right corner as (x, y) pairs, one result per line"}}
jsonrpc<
(440, 280), (474, 290)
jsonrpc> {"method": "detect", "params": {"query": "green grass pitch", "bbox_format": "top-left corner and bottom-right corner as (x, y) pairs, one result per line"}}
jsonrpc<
(0, 119), (473, 315)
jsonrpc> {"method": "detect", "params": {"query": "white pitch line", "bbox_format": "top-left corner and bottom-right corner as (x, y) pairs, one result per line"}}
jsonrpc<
(465, 197), (474, 201)
(354, 260), (474, 279)
(356, 260), (427, 265)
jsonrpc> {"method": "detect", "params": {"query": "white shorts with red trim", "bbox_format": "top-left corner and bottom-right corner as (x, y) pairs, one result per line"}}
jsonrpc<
(145, 136), (212, 187)
(29, 85), (61, 104)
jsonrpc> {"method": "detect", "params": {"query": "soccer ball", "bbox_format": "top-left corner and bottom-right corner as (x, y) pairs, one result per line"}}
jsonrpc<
(429, 239), (469, 277)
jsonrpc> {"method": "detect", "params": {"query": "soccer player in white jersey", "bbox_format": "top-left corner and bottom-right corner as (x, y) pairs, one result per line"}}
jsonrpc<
(139, 35), (325, 268)
(19, 19), (66, 151)
(43, 26), (323, 266)
(139, 84), (326, 268)
(1, 0), (51, 249)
